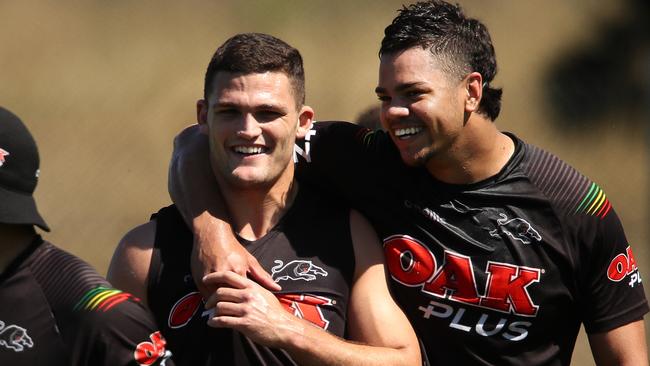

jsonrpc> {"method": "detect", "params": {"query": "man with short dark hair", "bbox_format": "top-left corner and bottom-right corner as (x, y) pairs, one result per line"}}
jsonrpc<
(0, 106), (172, 366)
(169, 1), (649, 365)
(108, 33), (420, 366)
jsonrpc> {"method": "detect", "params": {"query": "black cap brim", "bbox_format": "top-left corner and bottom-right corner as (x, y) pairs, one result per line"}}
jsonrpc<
(0, 184), (50, 231)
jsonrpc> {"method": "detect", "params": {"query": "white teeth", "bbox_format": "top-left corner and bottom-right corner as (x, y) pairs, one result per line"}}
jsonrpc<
(394, 127), (422, 138)
(234, 146), (264, 154)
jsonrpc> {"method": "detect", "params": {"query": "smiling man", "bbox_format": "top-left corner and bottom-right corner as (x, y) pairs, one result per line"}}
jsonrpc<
(168, 2), (649, 365)
(108, 33), (420, 366)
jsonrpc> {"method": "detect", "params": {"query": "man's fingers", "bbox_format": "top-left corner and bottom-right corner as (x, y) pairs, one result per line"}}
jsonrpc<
(203, 271), (249, 289)
(207, 315), (241, 329)
(224, 252), (248, 276)
(204, 287), (243, 308)
(214, 300), (244, 317)
(247, 255), (281, 291)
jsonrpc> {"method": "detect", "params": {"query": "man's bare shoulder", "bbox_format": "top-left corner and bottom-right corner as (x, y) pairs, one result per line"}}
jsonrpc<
(107, 220), (157, 305)
(119, 221), (157, 251)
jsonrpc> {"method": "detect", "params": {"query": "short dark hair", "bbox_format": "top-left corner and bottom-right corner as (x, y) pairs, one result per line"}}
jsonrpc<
(380, 0), (502, 120)
(203, 33), (305, 106)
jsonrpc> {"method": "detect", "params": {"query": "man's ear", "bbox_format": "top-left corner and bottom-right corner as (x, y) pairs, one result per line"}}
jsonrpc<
(296, 105), (315, 139)
(196, 99), (209, 135)
(464, 72), (483, 113)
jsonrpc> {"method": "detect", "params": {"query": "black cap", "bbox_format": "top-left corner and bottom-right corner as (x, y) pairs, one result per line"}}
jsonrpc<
(0, 107), (50, 231)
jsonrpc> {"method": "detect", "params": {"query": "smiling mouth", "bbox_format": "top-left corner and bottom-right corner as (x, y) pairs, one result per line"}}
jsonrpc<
(232, 146), (268, 155)
(394, 127), (423, 139)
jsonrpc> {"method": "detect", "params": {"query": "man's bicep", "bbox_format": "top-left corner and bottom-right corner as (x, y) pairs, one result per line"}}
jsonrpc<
(107, 221), (156, 305)
(580, 207), (648, 333)
(588, 319), (648, 365)
(347, 210), (418, 351)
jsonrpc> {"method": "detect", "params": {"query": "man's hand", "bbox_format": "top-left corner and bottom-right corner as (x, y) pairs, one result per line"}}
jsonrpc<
(203, 271), (302, 349)
(190, 212), (280, 298)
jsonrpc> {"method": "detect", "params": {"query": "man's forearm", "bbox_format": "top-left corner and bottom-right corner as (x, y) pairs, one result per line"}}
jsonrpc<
(169, 125), (226, 223)
(282, 317), (420, 366)
(205, 271), (420, 366)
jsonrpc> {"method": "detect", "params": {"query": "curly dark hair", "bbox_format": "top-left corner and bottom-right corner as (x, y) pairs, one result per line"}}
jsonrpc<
(380, 0), (502, 120)
(203, 33), (305, 107)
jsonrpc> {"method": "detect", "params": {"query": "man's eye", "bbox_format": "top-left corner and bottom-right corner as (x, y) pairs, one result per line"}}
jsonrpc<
(377, 95), (390, 102)
(406, 91), (422, 98)
(217, 109), (238, 115)
(256, 111), (282, 121)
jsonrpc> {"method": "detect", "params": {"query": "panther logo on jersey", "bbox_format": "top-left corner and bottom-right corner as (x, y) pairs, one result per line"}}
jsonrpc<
(442, 200), (542, 245)
(0, 320), (33, 352)
(271, 260), (328, 283)
(0, 148), (9, 167)
(490, 213), (541, 245)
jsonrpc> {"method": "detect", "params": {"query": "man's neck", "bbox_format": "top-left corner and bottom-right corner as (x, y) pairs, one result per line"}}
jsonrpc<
(219, 171), (299, 241)
(425, 116), (515, 185)
(0, 225), (37, 273)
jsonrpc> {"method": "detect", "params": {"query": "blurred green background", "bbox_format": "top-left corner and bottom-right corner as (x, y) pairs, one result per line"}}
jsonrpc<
(1, 1), (648, 363)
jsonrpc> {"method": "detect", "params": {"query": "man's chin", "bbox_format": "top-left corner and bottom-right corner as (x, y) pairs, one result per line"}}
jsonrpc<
(399, 150), (428, 168)
(224, 173), (269, 189)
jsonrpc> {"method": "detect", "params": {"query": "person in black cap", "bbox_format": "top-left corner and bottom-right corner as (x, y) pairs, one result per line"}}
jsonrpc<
(0, 106), (174, 365)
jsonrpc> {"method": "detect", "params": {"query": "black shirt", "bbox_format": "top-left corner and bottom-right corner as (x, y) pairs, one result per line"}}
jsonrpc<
(148, 186), (355, 365)
(0, 236), (173, 366)
(295, 121), (648, 366)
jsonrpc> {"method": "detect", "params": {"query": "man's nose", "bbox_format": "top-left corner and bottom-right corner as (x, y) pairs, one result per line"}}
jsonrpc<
(382, 101), (410, 122)
(236, 114), (262, 139)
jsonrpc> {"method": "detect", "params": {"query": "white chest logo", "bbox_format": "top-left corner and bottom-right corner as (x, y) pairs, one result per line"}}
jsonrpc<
(490, 213), (542, 245)
(0, 320), (34, 352)
(271, 260), (328, 283)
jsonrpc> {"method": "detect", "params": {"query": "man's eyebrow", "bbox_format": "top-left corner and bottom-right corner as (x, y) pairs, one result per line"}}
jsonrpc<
(212, 101), (237, 109)
(213, 102), (288, 112)
(375, 82), (425, 94)
(257, 103), (286, 111)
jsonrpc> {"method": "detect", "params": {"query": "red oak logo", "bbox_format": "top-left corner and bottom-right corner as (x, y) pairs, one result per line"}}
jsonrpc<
(134, 331), (167, 366)
(0, 148), (9, 167)
(607, 246), (642, 287)
(277, 294), (333, 330)
(384, 235), (541, 316)
(168, 292), (202, 329)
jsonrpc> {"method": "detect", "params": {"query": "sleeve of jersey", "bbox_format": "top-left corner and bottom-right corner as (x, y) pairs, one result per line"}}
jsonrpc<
(294, 121), (390, 205)
(68, 292), (175, 366)
(578, 206), (649, 334)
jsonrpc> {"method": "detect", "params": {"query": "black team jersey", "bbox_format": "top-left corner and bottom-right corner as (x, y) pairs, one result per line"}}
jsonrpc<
(294, 121), (649, 366)
(0, 236), (173, 366)
(148, 185), (355, 365)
